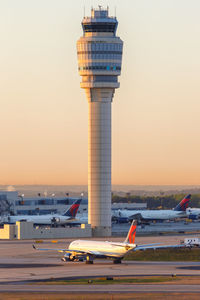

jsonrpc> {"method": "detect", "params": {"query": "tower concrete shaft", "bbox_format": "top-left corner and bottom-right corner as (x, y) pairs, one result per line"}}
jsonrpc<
(77, 7), (123, 236)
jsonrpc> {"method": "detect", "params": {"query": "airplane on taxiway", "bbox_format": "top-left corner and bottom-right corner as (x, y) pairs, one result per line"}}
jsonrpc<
(33, 219), (184, 264)
(113, 194), (191, 223)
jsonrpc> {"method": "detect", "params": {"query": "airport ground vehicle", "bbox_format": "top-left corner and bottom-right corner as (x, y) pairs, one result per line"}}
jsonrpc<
(183, 238), (200, 247)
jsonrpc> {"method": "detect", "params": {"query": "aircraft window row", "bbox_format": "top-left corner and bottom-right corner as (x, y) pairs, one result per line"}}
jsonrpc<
(38, 209), (57, 215)
(79, 65), (121, 71)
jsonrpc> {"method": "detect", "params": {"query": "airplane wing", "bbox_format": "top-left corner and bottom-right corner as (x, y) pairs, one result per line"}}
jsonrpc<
(33, 245), (121, 258)
(128, 213), (142, 219)
(82, 243), (184, 256)
(134, 244), (185, 251)
(175, 211), (186, 215)
(33, 245), (86, 254)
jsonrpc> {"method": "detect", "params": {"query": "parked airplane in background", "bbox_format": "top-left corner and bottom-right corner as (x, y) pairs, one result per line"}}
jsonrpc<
(187, 207), (200, 220)
(68, 212), (88, 226)
(113, 194), (191, 223)
(0, 199), (82, 226)
(33, 220), (184, 264)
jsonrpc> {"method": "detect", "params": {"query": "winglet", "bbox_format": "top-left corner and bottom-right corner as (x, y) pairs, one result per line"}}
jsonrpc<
(124, 220), (137, 244)
(32, 244), (36, 250)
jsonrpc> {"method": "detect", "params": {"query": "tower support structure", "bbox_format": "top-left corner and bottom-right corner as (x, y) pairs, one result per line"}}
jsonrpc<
(77, 7), (123, 236)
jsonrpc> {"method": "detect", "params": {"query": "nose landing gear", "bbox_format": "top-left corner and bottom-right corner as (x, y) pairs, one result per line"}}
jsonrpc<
(86, 255), (94, 264)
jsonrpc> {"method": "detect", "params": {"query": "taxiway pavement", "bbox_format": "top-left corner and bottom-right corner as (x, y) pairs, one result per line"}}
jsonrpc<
(1, 235), (200, 285)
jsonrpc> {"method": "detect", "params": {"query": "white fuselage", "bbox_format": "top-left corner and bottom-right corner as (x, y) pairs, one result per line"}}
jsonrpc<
(3, 214), (72, 225)
(116, 209), (186, 221)
(69, 240), (135, 258)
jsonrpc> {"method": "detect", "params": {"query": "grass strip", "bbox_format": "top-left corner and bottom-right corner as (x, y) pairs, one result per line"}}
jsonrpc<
(124, 247), (200, 261)
(32, 276), (179, 285)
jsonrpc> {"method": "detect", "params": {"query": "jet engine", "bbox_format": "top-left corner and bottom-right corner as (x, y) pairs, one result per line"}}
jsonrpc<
(51, 217), (60, 225)
(61, 253), (84, 262)
(61, 253), (72, 262)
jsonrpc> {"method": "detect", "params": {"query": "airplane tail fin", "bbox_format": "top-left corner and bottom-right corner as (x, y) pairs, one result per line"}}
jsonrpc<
(124, 220), (137, 244)
(174, 194), (191, 211)
(62, 199), (82, 217)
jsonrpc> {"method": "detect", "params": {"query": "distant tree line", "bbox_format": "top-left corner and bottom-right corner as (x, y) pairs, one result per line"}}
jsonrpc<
(112, 194), (200, 209)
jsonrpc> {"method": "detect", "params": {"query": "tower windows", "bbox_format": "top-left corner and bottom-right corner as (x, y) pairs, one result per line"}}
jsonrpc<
(78, 65), (121, 71)
(77, 51), (122, 55)
(82, 22), (117, 33)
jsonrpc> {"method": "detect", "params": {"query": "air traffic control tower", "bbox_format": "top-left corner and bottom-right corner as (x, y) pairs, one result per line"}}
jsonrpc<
(77, 7), (123, 236)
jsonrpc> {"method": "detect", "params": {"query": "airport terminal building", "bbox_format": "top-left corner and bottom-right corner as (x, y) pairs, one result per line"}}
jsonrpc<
(0, 191), (146, 216)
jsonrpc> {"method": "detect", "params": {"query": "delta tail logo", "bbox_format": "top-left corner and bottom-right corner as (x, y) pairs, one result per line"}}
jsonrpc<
(174, 194), (191, 211)
(124, 220), (137, 244)
(63, 199), (82, 217)
(129, 224), (137, 244)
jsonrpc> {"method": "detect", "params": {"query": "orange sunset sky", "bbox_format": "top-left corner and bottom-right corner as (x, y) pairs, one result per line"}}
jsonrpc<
(1, 0), (200, 185)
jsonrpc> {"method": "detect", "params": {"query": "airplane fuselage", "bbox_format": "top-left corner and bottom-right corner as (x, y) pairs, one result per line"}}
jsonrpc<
(4, 214), (73, 225)
(116, 209), (186, 221)
(69, 240), (136, 258)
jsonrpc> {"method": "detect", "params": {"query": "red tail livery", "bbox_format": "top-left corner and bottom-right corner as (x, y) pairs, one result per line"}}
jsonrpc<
(124, 220), (137, 244)
(63, 199), (82, 218)
(174, 194), (191, 211)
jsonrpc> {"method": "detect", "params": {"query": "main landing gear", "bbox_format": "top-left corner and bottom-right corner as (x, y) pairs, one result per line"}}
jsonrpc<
(113, 259), (121, 264)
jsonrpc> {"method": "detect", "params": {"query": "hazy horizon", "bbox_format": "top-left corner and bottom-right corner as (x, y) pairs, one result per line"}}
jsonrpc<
(1, 0), (200, 185)
(1, 184), (200, 197)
